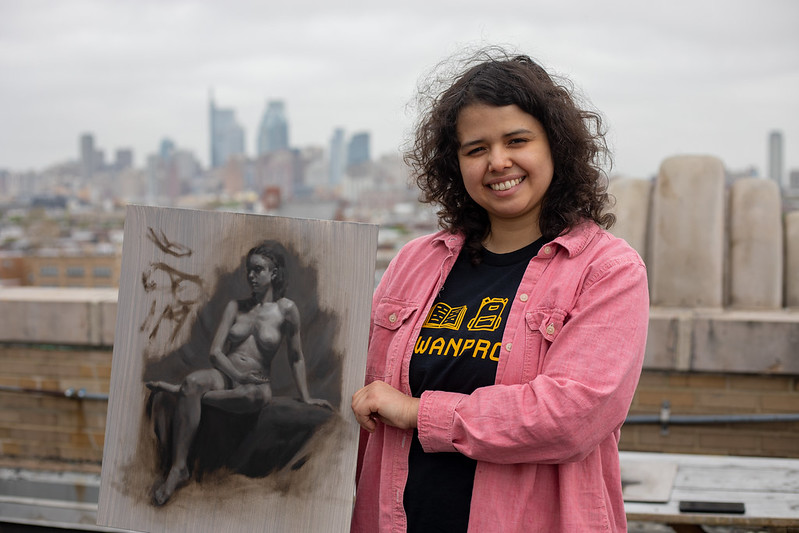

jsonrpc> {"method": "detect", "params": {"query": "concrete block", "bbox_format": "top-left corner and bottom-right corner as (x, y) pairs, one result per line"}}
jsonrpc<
(649, 155), (726, 307)
(786, 211), (799, 308)
(691, 310), (799, 374)
(643, 308), (693, 370)
(607, 177), (652, 262)
(0, 288), (118, 346)
(729, 178), (783, 309)
(99, 299), (118, 345)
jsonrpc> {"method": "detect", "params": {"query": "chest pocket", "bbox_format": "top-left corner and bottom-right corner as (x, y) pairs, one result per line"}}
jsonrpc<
(367, 298), (418, 381)
(521, 306), (568, 381)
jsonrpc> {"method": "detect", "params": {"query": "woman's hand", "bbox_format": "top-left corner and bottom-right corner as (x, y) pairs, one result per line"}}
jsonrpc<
(305, 397), (334, 410)
(351, 381), (419, 433)
(238, 370), (269, 385)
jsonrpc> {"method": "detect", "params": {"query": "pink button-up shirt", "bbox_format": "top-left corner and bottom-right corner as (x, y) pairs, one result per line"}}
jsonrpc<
(352, 221), (649, 533)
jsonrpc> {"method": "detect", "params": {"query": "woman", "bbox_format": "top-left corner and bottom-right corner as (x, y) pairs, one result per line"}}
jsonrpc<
(351, 49), (649, 532)
(147, 240), (327, 506)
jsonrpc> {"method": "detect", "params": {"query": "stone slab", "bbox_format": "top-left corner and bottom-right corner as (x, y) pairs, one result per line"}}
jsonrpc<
(608, 177), (652, 262)
(691, 310), (799, 374)
(649, 155), (726, 307)
(99, 300), (118, 346)
(786, 211), (799, 308)
(0, 287), (118, 346)
(621, 460), (678, 503)
(644, 308), (693, 370)
(729, 178), (783, 309)
(642, 308), (799, 374)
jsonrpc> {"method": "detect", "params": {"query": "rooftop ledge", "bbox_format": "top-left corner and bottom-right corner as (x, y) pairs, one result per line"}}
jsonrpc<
(0, 288), (797, 375)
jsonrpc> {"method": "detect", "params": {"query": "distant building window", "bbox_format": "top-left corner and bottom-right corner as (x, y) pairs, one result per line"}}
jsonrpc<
(66, 266), (85, 278)
(40, 266), (58, 277)
(93, 267), (113, 278)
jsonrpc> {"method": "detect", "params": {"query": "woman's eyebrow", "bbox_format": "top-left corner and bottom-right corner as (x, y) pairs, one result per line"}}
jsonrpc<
(504, 128), (534, 137)
(459, 128), (535, 148)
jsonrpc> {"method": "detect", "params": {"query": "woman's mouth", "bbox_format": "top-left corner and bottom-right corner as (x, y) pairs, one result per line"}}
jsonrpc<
(488, 176), (525, 191)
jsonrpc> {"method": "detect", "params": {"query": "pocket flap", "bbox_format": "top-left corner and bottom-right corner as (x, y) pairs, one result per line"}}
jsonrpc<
(525, 307), (567, 342)
(374, 299), (417, 330)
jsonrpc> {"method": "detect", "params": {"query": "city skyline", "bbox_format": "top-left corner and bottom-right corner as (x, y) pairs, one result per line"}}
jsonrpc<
(1, 0), (798, 178)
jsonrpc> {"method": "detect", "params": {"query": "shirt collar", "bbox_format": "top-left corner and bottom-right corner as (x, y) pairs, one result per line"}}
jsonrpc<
(431, 220), (599, 258)
(550, 220), (599, 258)
(432, 231), (464, 253)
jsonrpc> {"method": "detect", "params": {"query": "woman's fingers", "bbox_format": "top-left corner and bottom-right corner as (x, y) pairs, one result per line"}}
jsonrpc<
(242, 371), (269, 385)
(351, 381), (419, 433)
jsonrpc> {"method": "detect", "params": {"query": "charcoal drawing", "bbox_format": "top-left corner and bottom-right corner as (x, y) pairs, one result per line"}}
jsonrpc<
(143, 238), (340, 506)
(99, 206), (375, 532)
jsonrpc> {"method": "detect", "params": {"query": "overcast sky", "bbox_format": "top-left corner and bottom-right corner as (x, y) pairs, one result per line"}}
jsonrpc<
(1, 0), (797, 180)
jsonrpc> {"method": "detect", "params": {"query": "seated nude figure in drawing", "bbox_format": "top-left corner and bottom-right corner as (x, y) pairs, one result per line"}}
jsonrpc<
(146, 241), (329, 506)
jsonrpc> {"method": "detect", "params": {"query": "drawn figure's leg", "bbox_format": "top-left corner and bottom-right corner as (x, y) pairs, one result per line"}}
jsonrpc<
(202, 382), (272, 414)
(202, 384), (273, 473)
(153, 369), (225, 506)
(146, 380), (181, 394)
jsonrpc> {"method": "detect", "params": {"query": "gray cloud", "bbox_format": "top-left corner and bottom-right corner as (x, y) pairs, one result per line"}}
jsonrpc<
(0, 0), (797, 178)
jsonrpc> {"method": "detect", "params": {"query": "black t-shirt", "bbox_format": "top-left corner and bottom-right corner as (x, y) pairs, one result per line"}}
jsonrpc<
(403, 237), (544, 533)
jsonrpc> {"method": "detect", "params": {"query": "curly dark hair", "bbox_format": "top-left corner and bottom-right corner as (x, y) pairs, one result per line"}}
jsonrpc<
(405, 48), (615, 262)
(246, 240), (287, 299)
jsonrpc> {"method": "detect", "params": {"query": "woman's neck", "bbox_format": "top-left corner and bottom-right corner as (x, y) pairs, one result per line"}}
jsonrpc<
(482, 220), (542, 254)
(253, 287), (275, 304)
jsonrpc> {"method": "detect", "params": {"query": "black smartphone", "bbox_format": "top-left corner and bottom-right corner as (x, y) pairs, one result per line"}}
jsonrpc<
(678, 501), (746, 514)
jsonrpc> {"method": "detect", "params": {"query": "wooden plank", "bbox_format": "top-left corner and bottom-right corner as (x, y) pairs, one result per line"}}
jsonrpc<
(97, 206), (378, 533)
(621, 452), (799, 527)
(676, 464), (799, 493)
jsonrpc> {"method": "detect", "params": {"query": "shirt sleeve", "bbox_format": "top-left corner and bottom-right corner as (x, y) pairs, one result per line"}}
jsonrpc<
(416, 254), (649, 464)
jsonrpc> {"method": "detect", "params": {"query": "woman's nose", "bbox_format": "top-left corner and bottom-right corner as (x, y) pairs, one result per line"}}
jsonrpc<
(488, 148), (511, 173)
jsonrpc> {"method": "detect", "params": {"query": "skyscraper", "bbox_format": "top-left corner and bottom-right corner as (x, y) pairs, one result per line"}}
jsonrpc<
(257, 100), (289, 156)
(114, 149), (133, 171)
(347, 132), (371, 168)
(80, 133), (95, 180)
(768, 130), (783, 187)
(329, 128), (346, 185)
(209, 92), (246, 169)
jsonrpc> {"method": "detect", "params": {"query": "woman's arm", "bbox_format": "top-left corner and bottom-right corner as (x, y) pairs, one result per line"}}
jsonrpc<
(352, 253), (649, 464)
(417, 257), (649, 464)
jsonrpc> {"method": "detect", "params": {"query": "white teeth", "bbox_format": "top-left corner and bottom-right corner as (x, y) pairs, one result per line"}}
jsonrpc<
(489, 177), (522, 191)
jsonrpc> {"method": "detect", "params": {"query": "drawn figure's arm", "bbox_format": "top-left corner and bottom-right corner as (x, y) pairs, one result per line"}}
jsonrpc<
(209, 300), (261, 385)
(282, 299), (330, 407)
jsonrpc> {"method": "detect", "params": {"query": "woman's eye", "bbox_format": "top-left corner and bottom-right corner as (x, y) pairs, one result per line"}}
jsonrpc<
(466, 146), (484, 156)
(509, 138), (527, 145)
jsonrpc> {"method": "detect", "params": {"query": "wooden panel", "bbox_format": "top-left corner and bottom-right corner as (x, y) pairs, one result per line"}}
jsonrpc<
(98, 206), (378, 532)
(622, 451), (799, 527)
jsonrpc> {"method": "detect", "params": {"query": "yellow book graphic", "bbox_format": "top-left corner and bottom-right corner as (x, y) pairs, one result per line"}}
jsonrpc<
(467, 297), (508, 331)
(423, 302), (468, 330)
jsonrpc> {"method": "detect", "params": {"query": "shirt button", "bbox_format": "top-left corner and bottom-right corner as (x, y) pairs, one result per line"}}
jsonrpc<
(543, 245), (552, 255)
(389, 313), (397, 323)
(519, 293), (529, 302)
(546, 323), (555, 335)
(505, 343), (513, 352)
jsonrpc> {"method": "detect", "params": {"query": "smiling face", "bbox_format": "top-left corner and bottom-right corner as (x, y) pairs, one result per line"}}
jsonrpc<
(246, 253), (275, 295)
(456, 103), (554, 242)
